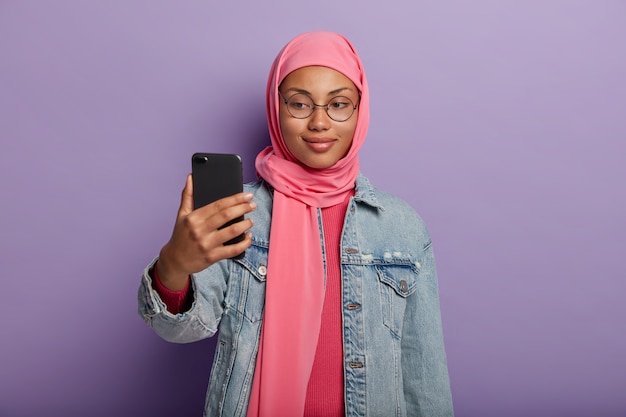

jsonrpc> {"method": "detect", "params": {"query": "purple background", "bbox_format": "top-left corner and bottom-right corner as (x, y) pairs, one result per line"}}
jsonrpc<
(1, 1), (625, 416)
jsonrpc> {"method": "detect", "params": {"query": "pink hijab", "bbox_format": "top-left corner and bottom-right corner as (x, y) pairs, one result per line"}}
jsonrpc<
(248, 31), (369, 417)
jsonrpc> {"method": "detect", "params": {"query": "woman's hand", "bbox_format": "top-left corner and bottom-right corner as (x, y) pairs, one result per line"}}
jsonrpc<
(156, 174), (255, 290)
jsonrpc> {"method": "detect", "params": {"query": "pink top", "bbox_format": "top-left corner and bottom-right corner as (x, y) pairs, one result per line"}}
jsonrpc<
(304, 192), (353, 416)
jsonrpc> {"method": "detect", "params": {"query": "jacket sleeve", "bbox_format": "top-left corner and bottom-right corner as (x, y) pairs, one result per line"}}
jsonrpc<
(402, 238), (455, 416)
(137, 257), (229, 344)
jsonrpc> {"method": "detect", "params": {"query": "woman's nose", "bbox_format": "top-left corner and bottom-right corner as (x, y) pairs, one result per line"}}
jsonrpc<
(308, 106), (331, 130)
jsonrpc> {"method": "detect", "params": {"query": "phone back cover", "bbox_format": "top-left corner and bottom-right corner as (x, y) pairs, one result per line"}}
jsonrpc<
(192, 153), (243, 209)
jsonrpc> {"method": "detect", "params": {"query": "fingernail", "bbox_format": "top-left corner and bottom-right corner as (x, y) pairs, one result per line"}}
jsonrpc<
(250, 202), (257, 210)
(243, 192), (253, 201)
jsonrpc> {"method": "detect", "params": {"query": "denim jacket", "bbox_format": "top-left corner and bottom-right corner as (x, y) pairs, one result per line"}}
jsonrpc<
(138, 174), (454, 417)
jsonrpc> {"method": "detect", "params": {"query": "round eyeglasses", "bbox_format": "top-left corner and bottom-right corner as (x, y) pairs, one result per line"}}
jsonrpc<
(278, 92), (358, 122)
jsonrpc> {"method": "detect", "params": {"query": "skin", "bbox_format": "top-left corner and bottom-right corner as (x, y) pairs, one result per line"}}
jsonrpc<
(279, 66), (359, 169)
(157, 66), (359, 290)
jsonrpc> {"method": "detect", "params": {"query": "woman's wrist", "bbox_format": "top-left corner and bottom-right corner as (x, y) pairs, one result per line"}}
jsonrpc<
(156, 245), (190, 291)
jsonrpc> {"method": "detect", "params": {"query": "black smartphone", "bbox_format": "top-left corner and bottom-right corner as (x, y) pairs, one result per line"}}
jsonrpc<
(191, 153), (245, 256)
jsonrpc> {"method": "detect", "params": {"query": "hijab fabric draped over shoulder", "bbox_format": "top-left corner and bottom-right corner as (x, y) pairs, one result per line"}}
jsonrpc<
(248, 31), (370, 417)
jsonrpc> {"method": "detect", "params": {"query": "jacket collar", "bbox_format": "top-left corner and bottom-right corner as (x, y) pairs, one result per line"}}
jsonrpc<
(354, 173), (384, 211)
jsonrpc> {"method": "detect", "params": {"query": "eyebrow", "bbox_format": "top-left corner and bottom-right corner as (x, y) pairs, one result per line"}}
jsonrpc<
(283, 87), (354, 96)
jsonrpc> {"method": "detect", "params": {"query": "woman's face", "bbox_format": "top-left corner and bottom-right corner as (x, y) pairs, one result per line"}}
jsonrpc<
(278, 66), (359, 169)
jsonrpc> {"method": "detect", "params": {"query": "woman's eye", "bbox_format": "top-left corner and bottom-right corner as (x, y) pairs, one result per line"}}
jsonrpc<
(330, 101), (348, 109)
(290, 101), (310, 109)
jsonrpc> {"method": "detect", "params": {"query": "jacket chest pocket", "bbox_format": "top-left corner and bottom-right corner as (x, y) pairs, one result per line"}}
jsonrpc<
(226, 243), (268, 323)
(375, 262), (420, 338)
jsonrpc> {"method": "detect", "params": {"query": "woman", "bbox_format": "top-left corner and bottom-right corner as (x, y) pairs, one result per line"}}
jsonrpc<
(138, 31), (454, 417)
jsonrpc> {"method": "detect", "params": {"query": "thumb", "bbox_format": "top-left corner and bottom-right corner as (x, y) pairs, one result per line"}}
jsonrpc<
(178, 173), (194, 216)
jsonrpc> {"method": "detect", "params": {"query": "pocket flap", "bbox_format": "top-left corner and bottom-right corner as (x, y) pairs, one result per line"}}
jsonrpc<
(375, 263), (420, 297)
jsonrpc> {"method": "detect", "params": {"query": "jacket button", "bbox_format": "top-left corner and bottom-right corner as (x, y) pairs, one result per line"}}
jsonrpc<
(344, 248), (358, 254)
(400, 280), (408, 292)
(258, 265), (267, 276)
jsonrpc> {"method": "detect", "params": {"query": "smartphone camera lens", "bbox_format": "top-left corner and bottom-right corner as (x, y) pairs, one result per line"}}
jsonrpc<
(193, 155), (209, 164)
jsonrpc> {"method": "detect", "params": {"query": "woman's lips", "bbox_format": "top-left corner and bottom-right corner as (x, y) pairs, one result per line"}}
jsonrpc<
(303, 137), (336, 152)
